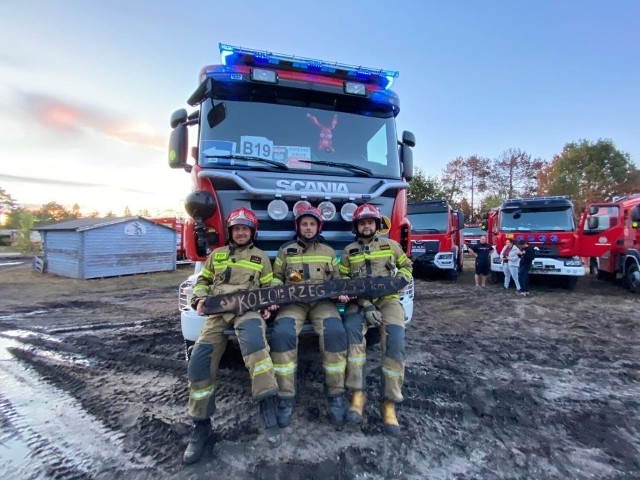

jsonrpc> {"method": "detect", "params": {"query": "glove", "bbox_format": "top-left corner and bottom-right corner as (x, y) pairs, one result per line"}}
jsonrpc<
(363, 304), (383, 327)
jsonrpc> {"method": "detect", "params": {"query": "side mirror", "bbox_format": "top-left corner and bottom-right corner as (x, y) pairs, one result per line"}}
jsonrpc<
(170, 109), (188, 128)
(401, 130), (416, 147)
(587, 216), (599, 230)
(400, 144), (413, 180)
(588, 205), (599, 216)
(168, 124), (188, 169)
(457, 211), (465, 228)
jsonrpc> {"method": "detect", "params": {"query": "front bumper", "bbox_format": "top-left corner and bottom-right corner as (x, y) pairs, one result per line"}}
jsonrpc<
(489, 253), (585, 276)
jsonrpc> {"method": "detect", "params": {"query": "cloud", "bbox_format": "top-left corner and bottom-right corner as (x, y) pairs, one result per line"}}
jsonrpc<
(18, 91), (166, 151)
(0, 173), (153, 195)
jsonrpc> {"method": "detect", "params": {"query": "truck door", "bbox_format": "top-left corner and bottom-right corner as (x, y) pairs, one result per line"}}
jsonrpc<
(577, 204), (623, 258)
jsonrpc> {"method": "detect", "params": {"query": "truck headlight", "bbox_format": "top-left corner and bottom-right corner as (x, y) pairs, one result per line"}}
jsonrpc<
(267, 199), (289, 220)
(317, 201), (336, 221)
(340, 202), (357, 222)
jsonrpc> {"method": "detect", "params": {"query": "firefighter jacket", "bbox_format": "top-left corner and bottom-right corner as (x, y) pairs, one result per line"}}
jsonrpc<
(339, 234), (413, 302)
(191, 242), (273, 309)
(272, 235), (340, 285)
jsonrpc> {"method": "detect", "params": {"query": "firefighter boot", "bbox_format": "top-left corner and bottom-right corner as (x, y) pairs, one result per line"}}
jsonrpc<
(260, 396), (282, 447)
(182, 419), (212, 465)
(346, 390), (367, 424)
(276, 397), (293, 428)
(328, 393), (347, 426)
(380, 401), (401, 436)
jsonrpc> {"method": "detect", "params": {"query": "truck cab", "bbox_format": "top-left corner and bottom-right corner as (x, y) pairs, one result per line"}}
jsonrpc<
(168, 44), (416, 352)
(578, 194), (640, 292)
(483, 196), (585, 289)
(462, 224), (484, 253)
(407, 200), (464, 280)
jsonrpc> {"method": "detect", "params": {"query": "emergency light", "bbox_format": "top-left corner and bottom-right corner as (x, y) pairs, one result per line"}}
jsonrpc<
(219, 43), (398, 90)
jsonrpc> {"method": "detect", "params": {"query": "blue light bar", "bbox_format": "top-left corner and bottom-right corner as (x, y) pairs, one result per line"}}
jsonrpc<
(218, 43), (399, 89)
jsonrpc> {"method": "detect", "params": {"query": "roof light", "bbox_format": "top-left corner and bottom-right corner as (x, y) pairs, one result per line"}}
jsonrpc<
(344, 82), (366, 96)
(218, 43), (398, 89)
(251, 68), (277, 83)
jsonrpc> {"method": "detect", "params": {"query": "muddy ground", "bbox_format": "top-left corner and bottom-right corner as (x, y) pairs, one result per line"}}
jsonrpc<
(0, 257), (638, 479)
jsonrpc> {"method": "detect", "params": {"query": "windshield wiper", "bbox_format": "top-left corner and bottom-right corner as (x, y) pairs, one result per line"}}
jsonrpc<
(204, 154), (290, 171)
(296, 159), (372, 176)
(415, 228), (440, 233)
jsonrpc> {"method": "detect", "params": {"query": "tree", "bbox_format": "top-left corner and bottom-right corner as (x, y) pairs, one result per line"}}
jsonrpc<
(70, 203), (82, 219)
(123, 206), (133, 217)
(464, 155), (490, 221)
(441, 157), (466, 203)
(489, 148), (546, 199)
(538, 139), (640, 213)
(14, 211), (40, 255)
(104, 210), (116, 218)
(33, 202), (72, 225)
(137, 208), (151, 217)
(407, 168), (446, 201)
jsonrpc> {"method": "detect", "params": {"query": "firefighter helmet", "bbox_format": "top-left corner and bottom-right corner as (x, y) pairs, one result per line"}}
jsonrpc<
(226, 207), (259, 239)
(294, 203), (323, 234)
(352, 203), (382, 232)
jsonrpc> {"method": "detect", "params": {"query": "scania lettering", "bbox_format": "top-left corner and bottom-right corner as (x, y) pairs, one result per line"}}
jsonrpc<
(168, 44), (416, 355)
(482, 196), (585, 289)
(276, 180), (349, 193)
(578, 194), (640, 293)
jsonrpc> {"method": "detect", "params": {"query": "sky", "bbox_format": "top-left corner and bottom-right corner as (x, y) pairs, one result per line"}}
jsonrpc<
(0, 0), (638, 216)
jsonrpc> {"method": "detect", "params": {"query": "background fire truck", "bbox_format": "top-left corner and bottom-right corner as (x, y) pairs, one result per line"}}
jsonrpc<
(148, 217), (186, 260)
(482, 196), (585, 289)
(578, 194), (640, 293)
(462, 224), (484, 253)
(167, 44), (416, 352)
(407, 200), (464, 280)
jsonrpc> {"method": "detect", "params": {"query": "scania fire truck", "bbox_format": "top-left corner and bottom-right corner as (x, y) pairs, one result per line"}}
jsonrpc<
(578, 194), (640, 293)
(168, 44), (416, 352)
(482, 196), (585, 289)
(407, 200), (464, 280)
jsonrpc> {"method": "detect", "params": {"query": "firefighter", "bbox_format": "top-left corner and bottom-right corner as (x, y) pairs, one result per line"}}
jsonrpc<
(269, 203), (348, 427)
(183, 207), (279, 464)
(338, 203), (413, 435)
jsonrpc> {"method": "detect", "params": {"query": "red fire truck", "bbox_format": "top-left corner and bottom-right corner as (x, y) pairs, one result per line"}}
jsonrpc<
(462, 224), (484, 253)
(577, 194), (640, 293)
(482, 196), (585, 289)
(407, 200), (464, 280)
(149, 217), (186, 260)
(167, 44), (416, 351)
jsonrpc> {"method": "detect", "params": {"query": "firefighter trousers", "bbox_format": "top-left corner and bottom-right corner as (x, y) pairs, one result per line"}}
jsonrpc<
(270, 300), (347, 398)
(187, 311), (278, 420)
(343, 298), (406, 403)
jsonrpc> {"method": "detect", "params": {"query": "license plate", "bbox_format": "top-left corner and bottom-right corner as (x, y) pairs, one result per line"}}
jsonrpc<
(529, 269), (559, 274)
(412, 247), (426, 255)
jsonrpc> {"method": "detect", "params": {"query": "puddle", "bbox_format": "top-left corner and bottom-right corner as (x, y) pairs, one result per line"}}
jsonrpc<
(0, 337), (141, 478)
(0, 261), (24, 267)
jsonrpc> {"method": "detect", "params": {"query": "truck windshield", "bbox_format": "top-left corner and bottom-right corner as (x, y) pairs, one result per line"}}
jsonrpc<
(198, 100), (401, 178)
(500, 207), (575, 232)
(409, 211), (448, 233)
(463, 227), (485, 237)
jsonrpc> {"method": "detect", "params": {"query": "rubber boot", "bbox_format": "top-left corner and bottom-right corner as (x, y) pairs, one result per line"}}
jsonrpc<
(346, 390), (366, 424)
(182, 419), (211, 464)
(276, 397), (293, 428)
(380, 400), (401, 436)
(260, 396), (282, 447)
(328, 393), (347, 426)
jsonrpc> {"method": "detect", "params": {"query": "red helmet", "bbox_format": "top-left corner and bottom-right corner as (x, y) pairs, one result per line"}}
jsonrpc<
(352, 203), (381, 232)
(294, 202), (323, 233)
(226, 207), (258, 239)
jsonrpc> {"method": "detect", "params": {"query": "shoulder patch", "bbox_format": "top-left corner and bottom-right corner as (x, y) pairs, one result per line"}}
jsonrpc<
(214, 252), (228, 260)
(348, 248), (360, 255)
(250, 255), (262, 264)
(379, 244), (391, 250)
(286, 248), (299, 255)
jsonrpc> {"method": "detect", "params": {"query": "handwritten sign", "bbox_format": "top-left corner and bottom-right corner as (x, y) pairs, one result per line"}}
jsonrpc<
(203, 276), (409, 316)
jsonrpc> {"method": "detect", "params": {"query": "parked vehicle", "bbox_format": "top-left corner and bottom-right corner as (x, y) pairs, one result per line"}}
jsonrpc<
(577, 194), (640, 293)
(407, 200), (464, 280)
(482, 196), (585, 289)
(148, 217), (186, 260)
(167, 43), (416, 353)
(462, 224), (484, 253)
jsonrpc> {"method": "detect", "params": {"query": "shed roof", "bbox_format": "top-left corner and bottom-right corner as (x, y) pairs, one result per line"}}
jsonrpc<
(35, 217), (173, 232)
